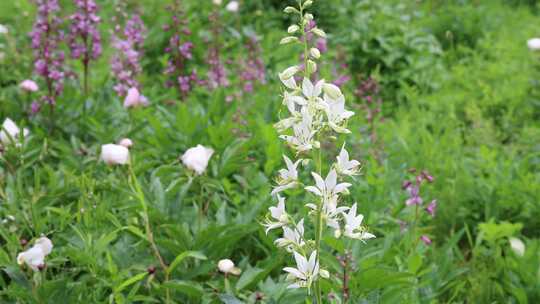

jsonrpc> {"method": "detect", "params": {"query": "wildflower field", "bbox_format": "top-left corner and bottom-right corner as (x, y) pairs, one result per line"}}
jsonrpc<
(1, 0), (539, 303)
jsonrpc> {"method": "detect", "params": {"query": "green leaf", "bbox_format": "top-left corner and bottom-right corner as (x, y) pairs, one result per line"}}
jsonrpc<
(407, 253), (423, 274)
(163, 280), (204, 299)
(235, 266), (265, 291)
(167, 251), (207, 275)
(218, 294), (243, 304)
(114, 272), (148, 293)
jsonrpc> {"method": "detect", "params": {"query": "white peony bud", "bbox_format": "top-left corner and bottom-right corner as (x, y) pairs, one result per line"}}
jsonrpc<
(181, 144), (214, 175)
(287, 25), (299, 34)
(309, 48), (321, 59)
(218, 259), (241, 275)
(17, 236), (53, 271)
(323, 83), (343, 99)
(100, 144), (129, 165)
(527, 38), (540, 51)
(509, 237), (525, 257)
(19, 80), (39, 92)
(280, 36), (299, 45)
(225, 1), (239, 12)
(118, 138), (133, 148)
(1, 118), (29, 146)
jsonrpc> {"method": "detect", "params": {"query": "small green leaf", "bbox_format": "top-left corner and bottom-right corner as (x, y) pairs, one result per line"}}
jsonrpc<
(115, 272), (148, 293)
(167, 251), (207, 275)
(163, 280), (204, 298)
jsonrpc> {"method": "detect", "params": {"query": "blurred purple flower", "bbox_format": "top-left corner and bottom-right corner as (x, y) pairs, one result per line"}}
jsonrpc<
(110, 4), (146, 97)
(238, 35), (266, 93)
(425, 200), (437, 217)
(29, 0), (65, 110)
(206, 11), (229, 90)
(420, 235), (432, 245)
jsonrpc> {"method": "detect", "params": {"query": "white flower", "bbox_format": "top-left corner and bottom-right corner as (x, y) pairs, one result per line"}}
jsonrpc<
(19, 80), (39, 92)
(302, 78), (325, 108)
(264, 195), (288, 234)
(225, 1), (239, 12)
(271, 155), (301, 196)
(100, 144), (129, 165)
(17, 237), (53, 271)
(0, 24), (7, 34)
(323, 94), (354, 134)
(509, 237), (525, 257)
(335, 144), (361, 176)
(275, 219), (305, 251)
(123, 87), (149, 108)
(217, 259), (241, 275)
(527, 38), (540, 51)
(283, 250), (319, 289)
(279, 108), (319, 152)
(279, 66), (300, 90)
(1, 118), (29, 146)
(181, 144), (214, 175)
(213, 0), (222, 5)
(305, 169), (351, 203)
(343, 203), (375, 241)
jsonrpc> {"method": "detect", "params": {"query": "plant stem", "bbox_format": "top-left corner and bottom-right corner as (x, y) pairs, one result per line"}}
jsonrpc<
(312, 142), (323, 304)
(128, 163), (170, 303)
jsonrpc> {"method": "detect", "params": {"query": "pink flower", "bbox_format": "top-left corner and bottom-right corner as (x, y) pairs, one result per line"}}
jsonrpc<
(420, 235), (432, 245)
(118, 138), (133, 148)
(123, 87), (149, 108)
(425, 200), (437, 217)
(19, 80), (39, 92)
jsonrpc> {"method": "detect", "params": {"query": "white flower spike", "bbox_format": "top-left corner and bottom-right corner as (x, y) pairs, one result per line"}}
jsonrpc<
(283, 250), (320, 289)
(264, 195), (288, 234)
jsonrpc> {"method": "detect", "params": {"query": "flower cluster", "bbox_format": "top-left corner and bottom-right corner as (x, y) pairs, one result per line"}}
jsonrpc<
(402, 168), (436, 245)
(163, 1), (202, 98)
(238, 34), (267, 93)
(67, 0), (102, 64)
(110, 3), (146, 97)
(264, 1), (374, 295)
(29, 0), (65, 109)
(206, 11), (229, 90)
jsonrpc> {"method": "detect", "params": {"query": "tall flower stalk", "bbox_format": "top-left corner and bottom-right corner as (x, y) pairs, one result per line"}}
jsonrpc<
(29, 0), (65, 116)
(163, 0), (201, 100)
(110, 2), (146, 98)
(264, 1), (375, 302)
(67, 0), (102, 96)
(206, 9), (229, 90)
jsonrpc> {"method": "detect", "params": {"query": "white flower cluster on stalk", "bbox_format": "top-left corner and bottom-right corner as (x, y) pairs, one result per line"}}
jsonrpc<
(263, 0), (375, 295)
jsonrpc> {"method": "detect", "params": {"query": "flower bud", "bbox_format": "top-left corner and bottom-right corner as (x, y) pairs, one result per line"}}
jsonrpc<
(311, 28), (326, 38)
(334, 229), (341, 238)
(279, 66), (300, 80)
(303, 0), (313, 8)
(304, 13), (314, 21)
(306, 59), (317, 75)
(280, 36), (299, 45)
(287, 25), (299, 34)
(323, 83), (343, 99)
(309, 47), (320, 59)
(284, 6), (298, 14)
(320, 269), (330, 279)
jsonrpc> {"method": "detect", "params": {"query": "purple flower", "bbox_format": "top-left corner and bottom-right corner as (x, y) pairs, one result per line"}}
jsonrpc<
(68, 0), (102, 61)
(405, 185), (423, 206)
(238, 35), (266, 94)
(110, 5), (146, 97)
(425, 200), (437, 217)
(29, 0), (65, 110)
(420, 235), (432, 245)
(206, 11), (229, 90)
(163, 1), (199, 98)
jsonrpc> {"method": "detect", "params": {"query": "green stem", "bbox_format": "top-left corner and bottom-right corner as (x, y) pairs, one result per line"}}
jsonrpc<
(128, 163), (170, 303)
(312, 143), (323, 303)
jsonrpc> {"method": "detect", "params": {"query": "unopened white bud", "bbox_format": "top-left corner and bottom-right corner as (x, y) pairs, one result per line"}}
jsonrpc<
(323, 83), (343, 99)
(320, 269), (330, 279)
(334, 229), (341, 238)
(287, 25), (299, 34)
(306, 59), (317, 74)
(280, 36), (299, 45)
(284, 6), (298, 14)
(311, 28), (326, 38)
(279, 213), (288, 223)
(309, 48), (320, 59)
(304, 13), (314, 21)
(279, 66), (300, 80)
(303, 0), (313, 8)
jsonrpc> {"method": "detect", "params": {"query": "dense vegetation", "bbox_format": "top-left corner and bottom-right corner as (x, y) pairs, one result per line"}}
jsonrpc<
(0, 0), (539, 303)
